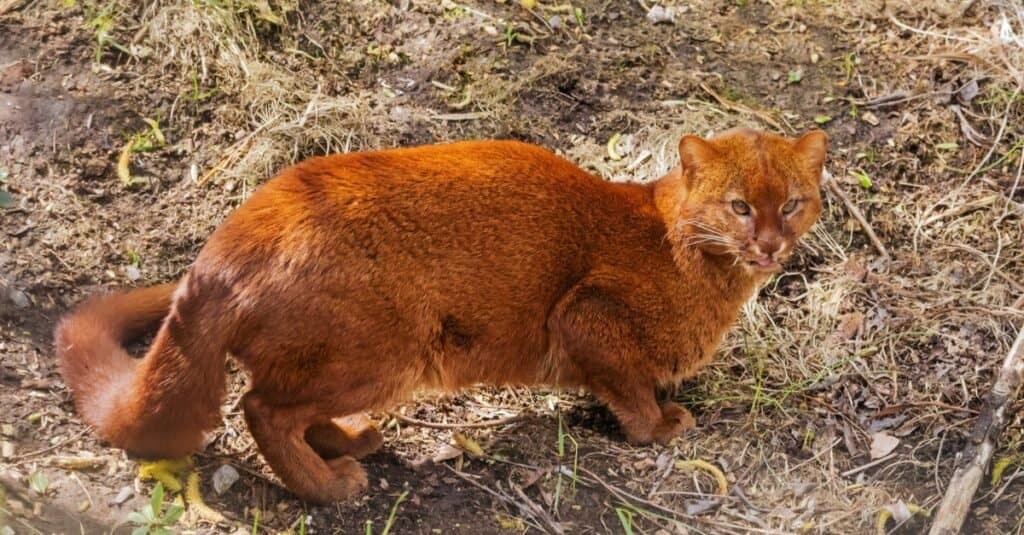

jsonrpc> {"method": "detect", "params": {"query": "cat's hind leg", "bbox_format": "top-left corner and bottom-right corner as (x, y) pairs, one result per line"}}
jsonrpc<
(305, 414), (384, 460)
(243, 391), (368, 504)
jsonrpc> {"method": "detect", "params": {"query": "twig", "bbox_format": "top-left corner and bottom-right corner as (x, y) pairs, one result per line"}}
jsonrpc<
(442, 465), (546, 533)
(840, 453), (896, 478)
(888, 15), (978, 44)
(509, 481), (565, 534)
(13, 428), (91, 462)
(781, 438), (841, 476)
(929, 323), (1024, 535)
(923, 195), (1000, 226)
(575, 466), (690, 520)
(698, 83), (790, 133)
(826, 179), (891, 260)
(197, 113), (280, 186)
(431, 112), (490, 121)
(0, 0), (31, 15)
(647, 450), (677, 498)
(949, 104), (989, 147)
(388, 411), (527, 430)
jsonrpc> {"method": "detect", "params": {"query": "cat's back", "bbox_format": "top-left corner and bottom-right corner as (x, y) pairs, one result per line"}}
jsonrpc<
(280, 139), (605, 200)
(196, 140), (662, 288)
(219, 139), (647, 242)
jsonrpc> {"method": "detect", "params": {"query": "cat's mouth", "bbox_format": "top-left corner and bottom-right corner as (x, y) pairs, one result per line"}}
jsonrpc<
(745, 256), (781, 272)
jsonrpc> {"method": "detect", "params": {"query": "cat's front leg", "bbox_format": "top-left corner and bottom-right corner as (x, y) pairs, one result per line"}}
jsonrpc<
(551, 287), (694, 444)
(584, 378), (694, 444)
(656, 401), (695, 441)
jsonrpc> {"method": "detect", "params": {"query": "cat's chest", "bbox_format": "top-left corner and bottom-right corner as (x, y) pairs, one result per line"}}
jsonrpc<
(653, 277), (751, 381)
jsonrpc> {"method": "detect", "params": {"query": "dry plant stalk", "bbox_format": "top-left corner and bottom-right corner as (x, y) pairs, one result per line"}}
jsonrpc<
(826, 178), (891, 260)
(929, 322), (1024, 535)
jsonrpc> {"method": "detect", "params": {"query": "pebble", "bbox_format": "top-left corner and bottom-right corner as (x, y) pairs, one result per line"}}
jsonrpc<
(646, 5), (676, 24)
(111, 485), (133, 505)
(8, 289), (28, 308)
(212, 464), (239, 495)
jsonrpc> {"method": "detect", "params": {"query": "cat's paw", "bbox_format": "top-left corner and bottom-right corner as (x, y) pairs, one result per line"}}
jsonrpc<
(322, 456), (369, 500)
(651, 402), (695, 444)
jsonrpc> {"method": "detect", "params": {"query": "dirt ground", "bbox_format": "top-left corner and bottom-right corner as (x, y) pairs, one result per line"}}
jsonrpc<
(2, 0), (1023, 533)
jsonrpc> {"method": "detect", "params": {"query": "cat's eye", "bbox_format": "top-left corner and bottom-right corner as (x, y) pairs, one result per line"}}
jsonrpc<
(731, 200), (751, 216)
(781, 199), (799, 215)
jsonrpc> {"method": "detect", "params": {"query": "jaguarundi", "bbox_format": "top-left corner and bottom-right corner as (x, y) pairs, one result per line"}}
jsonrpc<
(55, 127), (828, 503)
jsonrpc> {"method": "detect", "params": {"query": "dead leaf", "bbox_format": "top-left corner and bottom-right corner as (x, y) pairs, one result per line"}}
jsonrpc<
(790, 481), (816, 498)
(957, 79), (979, 105)
(519, 467), (546, 489)
(454, 432), (484, 456)
(843, 257), (868, 282)
(495, 513), (527, 530)
(830, 312), (864, 343)
(684, 499), (720, 516)
(117, 140), (132, 185)
(431, 443), (463, 463)
(868, 414), (908, 433)
(869, 432), (899, 459)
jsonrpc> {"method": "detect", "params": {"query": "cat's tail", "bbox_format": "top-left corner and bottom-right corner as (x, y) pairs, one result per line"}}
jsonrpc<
(54, 276), (228, 458)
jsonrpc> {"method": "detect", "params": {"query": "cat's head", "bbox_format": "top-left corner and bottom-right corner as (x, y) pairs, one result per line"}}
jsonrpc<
(672, 128), (827, 274)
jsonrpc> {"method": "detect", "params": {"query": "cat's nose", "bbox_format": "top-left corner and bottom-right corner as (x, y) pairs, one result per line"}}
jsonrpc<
(755, 231), (784, 258)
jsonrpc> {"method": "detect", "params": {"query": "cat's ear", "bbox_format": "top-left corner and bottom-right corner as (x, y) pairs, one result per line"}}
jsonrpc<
(792, 130), (828, 180)
(678, 135), (719, 173)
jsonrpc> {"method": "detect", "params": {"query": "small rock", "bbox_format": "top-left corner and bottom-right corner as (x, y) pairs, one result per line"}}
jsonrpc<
(861, 111), (880, 126)
(549, 15), (561, 29)
(125, 265), (141, 282)
(212, 464), (239, 495)
(1, 441), (14, 458)
(111, 485), (133, 505)
(646, 5), (676, 24)
(8, 289), (28, 308)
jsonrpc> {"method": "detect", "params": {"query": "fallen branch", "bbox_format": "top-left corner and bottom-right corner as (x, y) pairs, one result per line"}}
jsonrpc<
(388, 411), (527, 430)
(826, 178), (891, 260)
(929, 323), (1024, 535)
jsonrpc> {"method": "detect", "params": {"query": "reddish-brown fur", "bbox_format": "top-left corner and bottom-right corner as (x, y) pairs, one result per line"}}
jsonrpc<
(55, 128), (827, 503)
